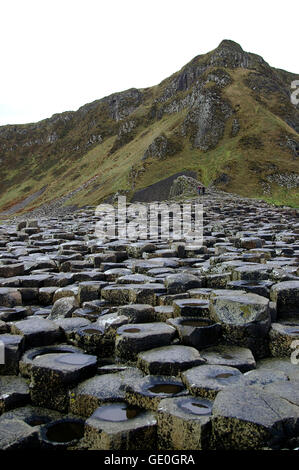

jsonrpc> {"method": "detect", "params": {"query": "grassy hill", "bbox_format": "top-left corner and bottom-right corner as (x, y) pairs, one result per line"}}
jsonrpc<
(0, 39), (298, 214)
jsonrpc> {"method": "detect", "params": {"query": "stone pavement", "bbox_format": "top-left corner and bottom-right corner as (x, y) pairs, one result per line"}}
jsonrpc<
(0, 189), (298, 450)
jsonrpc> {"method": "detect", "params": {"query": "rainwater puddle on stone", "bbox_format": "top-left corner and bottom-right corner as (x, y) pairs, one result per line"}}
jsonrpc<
(93, 403), (141, 422)
(46, 421), (84, 443)
(148, 383), (184, 395)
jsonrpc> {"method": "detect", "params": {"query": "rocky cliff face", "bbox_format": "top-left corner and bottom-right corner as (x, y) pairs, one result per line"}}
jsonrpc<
(0, 40), (298, 214)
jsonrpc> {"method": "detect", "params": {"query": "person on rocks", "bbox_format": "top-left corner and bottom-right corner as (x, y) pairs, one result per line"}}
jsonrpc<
(198, 186), (201, 196)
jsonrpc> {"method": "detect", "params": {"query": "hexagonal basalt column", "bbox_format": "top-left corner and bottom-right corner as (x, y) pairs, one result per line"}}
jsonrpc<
(227, 280), (273, 298)
(0, 418), (39, 449)
(10, 318), (63, 349)
(124, 375), (188, 411)
(167, 317), (221, 350)
(117, 304), (156, 323)
(157, 396), (213, 450)
(115, 323), (176, 361)
(200, 345), (256, 373)
(73, 325), (111, 356)
(84, 403), (157, 450)
(173, 299), (210, 318)
(0, 288), (22, 307)
(270, 281), (299, 319)
(0, 306), (27, 322)
(211, 384), (299, 450)
(30, 352), (97, 412)
(78, 281), (107, 303)
(70, 368), (143, 417)
(137, 345), (205, 375)
(181, 364), (245, 399)
(19, 344), (83, 378)
(165, 273), (202, 294)
(269, 321), (299, 357)
(0, 334), (24, 375)
(39, 418), (85, 449)
(0, 376), (30, 414)
(153, 306), (174, 322)
(102, 283), (166, 305)
(209, 292), (271, 357)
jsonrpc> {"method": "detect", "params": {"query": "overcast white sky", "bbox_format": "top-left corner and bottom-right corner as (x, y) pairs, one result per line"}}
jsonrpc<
(0, 0), (298, 126)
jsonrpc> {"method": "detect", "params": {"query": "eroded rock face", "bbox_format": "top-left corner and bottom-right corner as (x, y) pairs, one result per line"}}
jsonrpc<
(0, 188), (298, 450)
(142, 135), (182, 161)
(104, 89), (143, 122)
(169, 176), (200, 198)
(182, 87), (233, 150)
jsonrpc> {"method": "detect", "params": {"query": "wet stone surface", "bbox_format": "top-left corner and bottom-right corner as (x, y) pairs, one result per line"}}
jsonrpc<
(137, 345), (206, 375)
(0, 190), (298, 449)
(157, 396), (213, 450)
(84, 402), (157, 450)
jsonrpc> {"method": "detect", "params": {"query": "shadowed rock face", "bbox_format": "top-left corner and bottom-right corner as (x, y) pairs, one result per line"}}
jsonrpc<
(131, 171), (197, 202)
(0, 189), (298, 450)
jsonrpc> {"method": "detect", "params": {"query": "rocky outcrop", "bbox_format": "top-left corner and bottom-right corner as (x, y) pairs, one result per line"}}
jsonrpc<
(182, 87), (233, 150)
(169, 175), (200, 198)
(103, 89), (143, 121)
(142, 134), (182, 160)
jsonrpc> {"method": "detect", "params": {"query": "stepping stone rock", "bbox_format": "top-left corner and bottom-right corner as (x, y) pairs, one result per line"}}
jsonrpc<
(70, 368), (143, 417)
(102, 283), (165, 305)
(19, 344), (83, 378)
(52, 285), (79, 302)
(157, 396), (213, 450)
(0, 287), (22, 307)
(39, 417), (85, 449)
(0, 306), (27, 322)
(210, 292), (270, 325)
(137, 345), (206, 375)
(30, 352), (97, 412)
(53, 317), (91, 341)
(181, 364), (245, 399)
(84, 403), (157, 450)
(269, 321), (299, 357)
(10, 318), (63, 349)
(78, 281), (107, 303)
(0, 376), (30, 413)
(244, 368), (289, 387)
(153, 306), (174, 322)
(232, 264), (272, 281)
(0, 333), (24, 375)
(117, 304), (155, 323)
(73, 325), (111, 356)
(0, 404), (62, 426)
(256, 357), (299, 382)
(115, 322), (176, 361)
(0, 263), (24, 278)
(48, 296), (78, 320)
(212, 384), (299, 449)
(0, 418), (39, 449)
(125, 375), (188, 411)
(165, 273), (202, 294)
(209, 293), (271, 356)
(167, 317), (221, 349)
(173, 298), (210, 318)
(200, 345), (256, 373)
(270, 281), (299, 318)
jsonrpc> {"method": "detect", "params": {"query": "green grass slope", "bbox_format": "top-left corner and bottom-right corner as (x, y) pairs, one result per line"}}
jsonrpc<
(0, 39), (298, 214)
